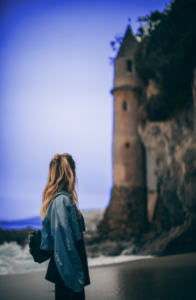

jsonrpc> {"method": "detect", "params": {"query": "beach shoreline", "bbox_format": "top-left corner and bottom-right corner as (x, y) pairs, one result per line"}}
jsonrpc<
(1, 252), (196, 300)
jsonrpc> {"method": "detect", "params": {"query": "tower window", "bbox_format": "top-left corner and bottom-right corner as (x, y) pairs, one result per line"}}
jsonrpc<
(122, 101), (127, 111)
(127, 60), (132, 72)
(125, 142), (130, 148)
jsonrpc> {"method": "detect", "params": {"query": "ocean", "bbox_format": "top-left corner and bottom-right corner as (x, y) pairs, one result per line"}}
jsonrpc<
(0, 217), (42, 230)
(0, 209), (106, 230)
(0, 211), (153, 275)
(0, 241), (153, 275)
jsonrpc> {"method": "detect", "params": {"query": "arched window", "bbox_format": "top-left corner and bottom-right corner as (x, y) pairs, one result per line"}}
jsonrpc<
(122, 101), (127, 111)
(127, 60), (132, 72)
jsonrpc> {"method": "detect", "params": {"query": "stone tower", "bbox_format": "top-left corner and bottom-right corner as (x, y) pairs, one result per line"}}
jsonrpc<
(97, 26), (148, 241)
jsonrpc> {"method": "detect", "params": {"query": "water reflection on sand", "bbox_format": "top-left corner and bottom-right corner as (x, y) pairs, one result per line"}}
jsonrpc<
(86, 253), (196, 300)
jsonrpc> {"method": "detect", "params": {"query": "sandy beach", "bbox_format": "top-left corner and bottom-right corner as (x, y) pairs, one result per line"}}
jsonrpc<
(0, 252), (196, 300)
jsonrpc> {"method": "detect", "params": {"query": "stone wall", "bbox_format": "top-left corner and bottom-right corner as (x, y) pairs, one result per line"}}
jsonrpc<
(97, 185), (148, 241)
(113, 89), (146, 187)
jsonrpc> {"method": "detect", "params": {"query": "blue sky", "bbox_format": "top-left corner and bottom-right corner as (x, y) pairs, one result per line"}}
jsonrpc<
(0, 0), (171, 220)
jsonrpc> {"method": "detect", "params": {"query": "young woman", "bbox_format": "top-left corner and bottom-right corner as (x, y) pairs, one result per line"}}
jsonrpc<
(40, 153), (91, 300)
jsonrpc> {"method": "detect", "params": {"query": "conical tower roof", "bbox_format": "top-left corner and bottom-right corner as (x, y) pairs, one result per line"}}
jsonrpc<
(116, 25), (137, 59)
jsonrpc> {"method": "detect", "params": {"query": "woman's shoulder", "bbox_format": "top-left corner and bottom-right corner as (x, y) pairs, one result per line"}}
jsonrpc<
(53, 190), (72, 207)
(43, 191), (72, 226)
(46, 190), (72, 227)
(44, 190), (72, 219)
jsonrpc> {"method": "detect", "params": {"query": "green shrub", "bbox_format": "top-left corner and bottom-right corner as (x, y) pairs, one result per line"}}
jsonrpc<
(135, 0), (196, 121)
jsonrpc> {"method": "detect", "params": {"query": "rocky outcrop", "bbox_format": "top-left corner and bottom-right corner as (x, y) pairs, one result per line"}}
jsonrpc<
(96, 185), (148, 241)
(86, 240), (125, 258)
(86, 68), (196, 257)
(0, 228), (34, 247)
(135, 68), (196, 254)
(139, 111), (196, 227)
(193, 67), (196, 131)
(92, 68), (196, 257)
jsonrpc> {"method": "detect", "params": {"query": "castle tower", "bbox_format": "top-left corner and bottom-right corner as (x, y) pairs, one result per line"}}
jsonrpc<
(97, 26), (148, 241)
(113, 26), (145, 188)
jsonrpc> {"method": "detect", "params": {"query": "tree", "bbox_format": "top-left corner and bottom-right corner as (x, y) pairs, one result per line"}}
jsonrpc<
(134, 0), (196, 121)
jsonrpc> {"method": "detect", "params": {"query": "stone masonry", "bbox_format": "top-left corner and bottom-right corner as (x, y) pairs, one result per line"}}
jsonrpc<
(97, 26), (148, 241)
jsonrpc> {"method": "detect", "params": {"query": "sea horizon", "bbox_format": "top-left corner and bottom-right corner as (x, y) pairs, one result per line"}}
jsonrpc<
(0, 208), (105, 230)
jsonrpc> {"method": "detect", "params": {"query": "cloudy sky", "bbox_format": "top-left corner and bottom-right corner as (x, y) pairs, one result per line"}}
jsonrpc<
(0, 0), (170, 220)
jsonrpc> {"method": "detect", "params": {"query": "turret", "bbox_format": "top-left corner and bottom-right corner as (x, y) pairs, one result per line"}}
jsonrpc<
(97, 26), (147, 241)
(114, 26), (143, 89)
(112, 26), (146, 188)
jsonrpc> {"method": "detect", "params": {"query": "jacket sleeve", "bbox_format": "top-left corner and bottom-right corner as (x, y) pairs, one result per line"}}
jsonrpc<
(53, 197), (85, 292)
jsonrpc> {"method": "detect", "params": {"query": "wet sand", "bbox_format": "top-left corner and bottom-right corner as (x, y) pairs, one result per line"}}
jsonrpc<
(0, 252), (196, 300)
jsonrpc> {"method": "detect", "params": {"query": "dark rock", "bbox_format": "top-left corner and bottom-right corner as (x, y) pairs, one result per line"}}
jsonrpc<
(182, 148), (196, 164)
(96, 185), (148, 241)
(150, 126), (161, 136)
(185, 164), (196, 177)
(86, 241), (126, 258)
(137, 105), (196, 256)
(101, 242), (124, 256)
(84, 232), (102, 245)
(0, 228), (35, 247)
(136, 218), (196, 256)
(86, 244), (101, 258)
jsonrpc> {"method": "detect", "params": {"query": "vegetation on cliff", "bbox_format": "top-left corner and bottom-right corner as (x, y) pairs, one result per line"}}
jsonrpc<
(134, 0), (196, 121)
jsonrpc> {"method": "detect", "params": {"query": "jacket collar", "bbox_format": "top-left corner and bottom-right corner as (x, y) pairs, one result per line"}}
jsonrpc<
(54, 189), (72, 199)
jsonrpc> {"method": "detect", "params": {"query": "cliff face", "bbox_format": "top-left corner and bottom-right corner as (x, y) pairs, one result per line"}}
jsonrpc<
(91, 70), (196, 257)
(193, 67), (196, 130)
(95, 1), (196, 255)
(136, 68), (196, 255)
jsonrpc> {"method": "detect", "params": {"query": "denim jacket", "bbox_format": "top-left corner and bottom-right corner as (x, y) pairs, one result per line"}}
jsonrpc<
(40, 190), (85, 293)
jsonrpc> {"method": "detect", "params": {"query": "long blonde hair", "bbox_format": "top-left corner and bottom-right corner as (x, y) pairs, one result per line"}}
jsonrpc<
(40, 153), (78, 219)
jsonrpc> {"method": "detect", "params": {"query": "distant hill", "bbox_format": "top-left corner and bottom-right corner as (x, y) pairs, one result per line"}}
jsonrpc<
(0, 217), (42, 230)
